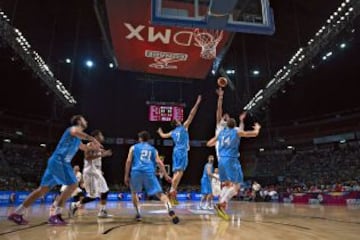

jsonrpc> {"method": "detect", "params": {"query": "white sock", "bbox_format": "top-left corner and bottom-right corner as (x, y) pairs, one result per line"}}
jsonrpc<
(165, 201), (172, 211)
(14, 204), (26, 215)
(170, 187), (175, 193)
(219, 186), (229, 203)
(224, 187), (237, 203)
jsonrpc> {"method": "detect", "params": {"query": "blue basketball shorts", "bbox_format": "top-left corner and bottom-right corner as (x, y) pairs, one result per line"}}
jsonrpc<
(218, 157), (244, 184)
(172, 148), (188, 172)
(40, 155), (77, 188)
(130, 171), (162, 196)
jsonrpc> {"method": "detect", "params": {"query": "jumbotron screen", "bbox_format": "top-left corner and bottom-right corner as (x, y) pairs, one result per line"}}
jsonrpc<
(149, 105), (184, 122)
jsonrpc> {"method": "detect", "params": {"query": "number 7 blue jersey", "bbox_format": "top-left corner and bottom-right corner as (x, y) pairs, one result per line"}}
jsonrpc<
(217, 128), (241, 158)
(132, 142), (158, 173)
(171, 125), (189, 150)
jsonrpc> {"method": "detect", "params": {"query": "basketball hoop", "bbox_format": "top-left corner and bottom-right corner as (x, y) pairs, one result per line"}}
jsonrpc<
(193, 28), (224, 60)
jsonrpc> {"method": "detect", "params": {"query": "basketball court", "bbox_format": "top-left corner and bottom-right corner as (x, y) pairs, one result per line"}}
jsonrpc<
(0, 202), (359, 240)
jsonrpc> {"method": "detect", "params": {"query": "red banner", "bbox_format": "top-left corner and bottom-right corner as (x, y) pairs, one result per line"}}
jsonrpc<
(105, 0), (230, 79)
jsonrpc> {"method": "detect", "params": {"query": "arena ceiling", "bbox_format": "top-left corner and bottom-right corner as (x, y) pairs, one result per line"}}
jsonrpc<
(0, 0), (359, 133)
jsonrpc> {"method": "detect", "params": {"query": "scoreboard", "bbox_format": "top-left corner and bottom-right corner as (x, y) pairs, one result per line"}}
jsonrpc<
(149, 104), (184, 122)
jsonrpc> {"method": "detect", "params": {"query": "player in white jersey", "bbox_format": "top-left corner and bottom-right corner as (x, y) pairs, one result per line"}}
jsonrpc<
(211, 168), (221, 198)
(70, 130), (112, 218)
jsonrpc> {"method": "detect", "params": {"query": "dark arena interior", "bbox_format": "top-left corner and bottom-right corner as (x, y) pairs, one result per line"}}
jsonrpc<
(0, 0), (360, 239)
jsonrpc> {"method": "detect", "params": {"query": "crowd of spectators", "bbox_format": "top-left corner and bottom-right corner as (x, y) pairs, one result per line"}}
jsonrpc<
(1, 139), (360, 198)
(251, 140), (360, 194)
(0, 144), (47, 190)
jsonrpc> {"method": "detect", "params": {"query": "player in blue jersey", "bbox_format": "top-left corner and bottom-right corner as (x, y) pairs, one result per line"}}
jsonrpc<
(8, 115), (102, 225)
(124, 131), (179, 224)
(207, 116), (261, 220)
(157, 95), (202, 205)
(199, 155), (218, 210)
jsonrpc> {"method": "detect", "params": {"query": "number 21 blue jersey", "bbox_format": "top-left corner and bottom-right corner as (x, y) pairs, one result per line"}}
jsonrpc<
(132, 142), (157, 173)
(217, 128), (240, 158)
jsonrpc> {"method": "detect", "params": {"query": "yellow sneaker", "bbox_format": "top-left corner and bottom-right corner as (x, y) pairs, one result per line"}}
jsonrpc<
(214, 203), (230, 221)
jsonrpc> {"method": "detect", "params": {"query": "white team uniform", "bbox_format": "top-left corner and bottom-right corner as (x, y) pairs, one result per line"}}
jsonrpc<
(211, 173), (221, 197)
(83, 157), (109, 198)
(60, 171), (82, 197)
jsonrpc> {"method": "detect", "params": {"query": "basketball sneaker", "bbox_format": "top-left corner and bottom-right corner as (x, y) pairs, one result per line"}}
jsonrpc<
(214, 203), (229, 221)
(135, 213), (142, 222)
(8, 213), (28, 225)
(98, 209), (113, 218)
(48, 214), (68, 225)
(69, 202), (78, 218)
(168, 210), (180, 224)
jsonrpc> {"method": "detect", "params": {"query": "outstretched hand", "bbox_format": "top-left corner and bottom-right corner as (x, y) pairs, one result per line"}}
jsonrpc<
(157, 128), (163, 134)
(253, 122), (261, 131)
(216, 87), (224, 97)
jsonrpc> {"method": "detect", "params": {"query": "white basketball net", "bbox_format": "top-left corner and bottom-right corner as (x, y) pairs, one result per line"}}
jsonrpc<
(193, 28), (224, 60)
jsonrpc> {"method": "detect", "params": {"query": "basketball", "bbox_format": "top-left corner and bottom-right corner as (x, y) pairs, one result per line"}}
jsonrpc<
(217, 77), (228, 88)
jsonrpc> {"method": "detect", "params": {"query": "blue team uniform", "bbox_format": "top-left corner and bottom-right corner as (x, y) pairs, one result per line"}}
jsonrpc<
(217, 128), (244, 184)
(200, 163), (213, 195)
(40, 127), (81, 187)
(171, 125), (189, 172)
(130, 142), (162, 196)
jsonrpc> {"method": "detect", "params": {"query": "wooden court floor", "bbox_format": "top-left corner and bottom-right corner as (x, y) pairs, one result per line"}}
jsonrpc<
(0, 201), (359, 240)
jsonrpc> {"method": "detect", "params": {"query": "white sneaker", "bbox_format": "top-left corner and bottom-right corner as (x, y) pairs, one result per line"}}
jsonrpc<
(68, 202), (78, 218)
(207, 205), (214, 210)
(97, 209), (113, 218)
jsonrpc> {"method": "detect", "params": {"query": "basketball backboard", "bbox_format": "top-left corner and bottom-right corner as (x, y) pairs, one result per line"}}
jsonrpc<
(151, 0), (275, 35)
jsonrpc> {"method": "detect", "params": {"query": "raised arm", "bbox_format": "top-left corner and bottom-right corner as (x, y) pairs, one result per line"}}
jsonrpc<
(157, 127), (172, 139)
(216, 88), (224, 124)
(238, 112), (247, 131)
(238, 123), (261, 138)
(183, 95), (202, 129)
(124, 146), (134, 186)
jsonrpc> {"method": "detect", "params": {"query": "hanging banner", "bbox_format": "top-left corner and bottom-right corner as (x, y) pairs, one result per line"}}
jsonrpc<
(105, 0), (229, 79)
